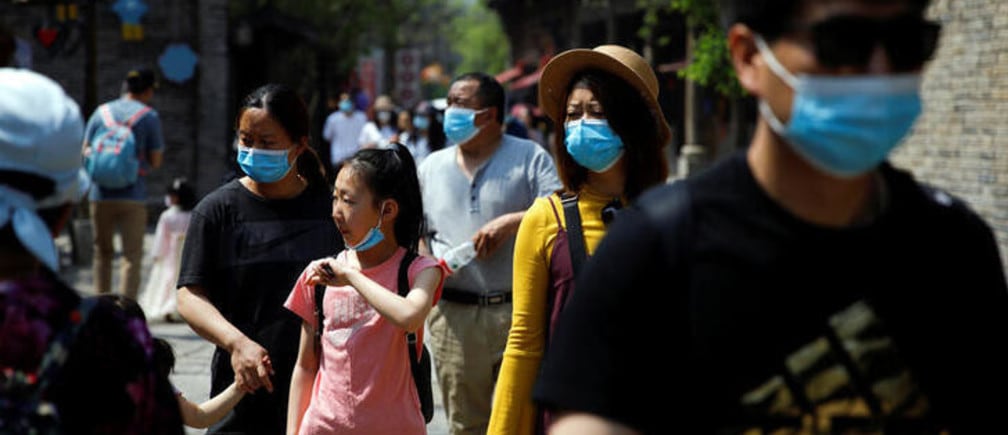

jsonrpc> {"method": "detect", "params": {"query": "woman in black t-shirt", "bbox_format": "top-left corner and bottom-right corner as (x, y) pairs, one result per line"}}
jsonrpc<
(177, 84), (341, 434)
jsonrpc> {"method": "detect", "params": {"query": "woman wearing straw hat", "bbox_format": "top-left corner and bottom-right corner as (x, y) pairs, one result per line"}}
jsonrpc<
(488, 45), (671, 435)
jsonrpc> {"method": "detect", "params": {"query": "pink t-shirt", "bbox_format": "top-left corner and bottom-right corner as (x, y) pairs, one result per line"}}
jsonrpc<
(284, 248), (443, 435)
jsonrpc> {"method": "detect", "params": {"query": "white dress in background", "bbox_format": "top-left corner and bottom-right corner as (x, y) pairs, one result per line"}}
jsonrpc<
(139, 205), (191, 321)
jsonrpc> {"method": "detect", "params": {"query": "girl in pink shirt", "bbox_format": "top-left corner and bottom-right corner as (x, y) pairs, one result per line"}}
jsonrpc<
(285, 144), (445, 434)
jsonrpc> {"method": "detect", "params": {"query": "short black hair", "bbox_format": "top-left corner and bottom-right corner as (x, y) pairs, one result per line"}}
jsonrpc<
(718, 0), (932, 41)
(452, 72), (505, 124)
(152, 337), (175, 379)
(125, 67), (158, 94)
(95, 294), (146, 320)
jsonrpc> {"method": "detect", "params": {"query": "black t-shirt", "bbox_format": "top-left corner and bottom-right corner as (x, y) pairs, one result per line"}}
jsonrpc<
(177, 180), (341, 433)
(533, 152), (1008, 434)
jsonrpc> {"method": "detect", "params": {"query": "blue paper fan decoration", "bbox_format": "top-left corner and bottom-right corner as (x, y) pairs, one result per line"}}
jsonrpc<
(158, 43), (198, 83)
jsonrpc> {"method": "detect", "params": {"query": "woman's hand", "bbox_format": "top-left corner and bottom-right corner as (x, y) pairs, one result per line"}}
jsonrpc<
(229, 336), (274, 394)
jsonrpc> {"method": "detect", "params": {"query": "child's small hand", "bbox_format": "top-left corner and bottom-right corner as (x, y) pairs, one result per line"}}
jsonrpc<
(307, 258), (335, 286)
(308, 258), (356, 287)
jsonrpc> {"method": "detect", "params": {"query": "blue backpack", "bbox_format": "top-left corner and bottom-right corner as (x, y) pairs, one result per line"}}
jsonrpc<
(84, 104), (150, 188)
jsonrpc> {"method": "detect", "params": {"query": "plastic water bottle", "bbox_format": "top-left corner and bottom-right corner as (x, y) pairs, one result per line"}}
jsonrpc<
(440, 241), (476, 273)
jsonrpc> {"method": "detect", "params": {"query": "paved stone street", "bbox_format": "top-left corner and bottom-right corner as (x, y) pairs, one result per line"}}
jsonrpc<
(55, 226), (449, 435)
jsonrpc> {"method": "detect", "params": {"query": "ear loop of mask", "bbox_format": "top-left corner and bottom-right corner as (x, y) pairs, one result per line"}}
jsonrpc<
(754, 35), (800, 89)
(754, 35), (798, 136)
(348, 202), (386, 251)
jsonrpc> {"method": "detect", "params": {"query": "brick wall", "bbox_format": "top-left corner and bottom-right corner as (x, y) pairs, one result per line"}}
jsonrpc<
(1, 0), (230, 212)
(893, 0), (1008, 270)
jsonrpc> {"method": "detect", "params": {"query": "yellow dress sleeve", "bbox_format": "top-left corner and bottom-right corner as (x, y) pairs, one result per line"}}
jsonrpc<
(489, 195), (558, 435)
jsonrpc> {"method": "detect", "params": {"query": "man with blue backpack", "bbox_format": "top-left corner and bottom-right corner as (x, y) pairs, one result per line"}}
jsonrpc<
(82, 67), (165, 299)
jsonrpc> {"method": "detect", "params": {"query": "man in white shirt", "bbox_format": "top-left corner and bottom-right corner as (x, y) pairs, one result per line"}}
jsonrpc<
(322, 92), (367, 172)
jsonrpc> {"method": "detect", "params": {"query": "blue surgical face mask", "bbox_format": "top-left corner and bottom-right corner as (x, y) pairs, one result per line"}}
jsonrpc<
(564, 119), (625, 173)
(443, 107), (482, 144)
(339, 100), (353, 112)
(236, 145), (293, 183)
(413, 115), (430, 130)
(348, 210), (384, 251)
(754, 35), (922, 178)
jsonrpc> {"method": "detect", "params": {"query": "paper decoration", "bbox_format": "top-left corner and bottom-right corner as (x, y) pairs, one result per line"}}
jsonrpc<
(158, 43), (198, 83)
(33, 2), (84, 57)
(112, 0), (148, 41)
(55, 3), (79, 22)
(35, 25), (60, 48)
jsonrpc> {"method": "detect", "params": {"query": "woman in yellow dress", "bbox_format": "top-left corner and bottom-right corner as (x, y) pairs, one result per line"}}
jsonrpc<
(488, 45), (672, 435)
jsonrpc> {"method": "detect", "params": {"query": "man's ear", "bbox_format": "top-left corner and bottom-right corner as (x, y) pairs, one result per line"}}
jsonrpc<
(475, 106), (498, 127)
(727, 23), (763, 96)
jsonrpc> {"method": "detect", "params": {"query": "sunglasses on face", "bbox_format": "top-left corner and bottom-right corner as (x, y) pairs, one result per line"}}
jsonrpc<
(795, 13), (941, 71)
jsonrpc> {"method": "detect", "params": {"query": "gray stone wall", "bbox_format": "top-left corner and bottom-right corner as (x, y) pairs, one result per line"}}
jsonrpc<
(1, 0), (230, 211)
(893, 0), (1008, 270)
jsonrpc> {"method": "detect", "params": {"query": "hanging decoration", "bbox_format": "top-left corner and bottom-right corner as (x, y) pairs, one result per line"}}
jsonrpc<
(158, 43), (198, 84)
(112, 0), (148, 41)
(34, 23), (60, 49)
(34, 2), (84, 57)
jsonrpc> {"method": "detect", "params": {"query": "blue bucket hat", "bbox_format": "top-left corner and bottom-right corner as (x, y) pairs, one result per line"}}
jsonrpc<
(0, 68), (87, 271)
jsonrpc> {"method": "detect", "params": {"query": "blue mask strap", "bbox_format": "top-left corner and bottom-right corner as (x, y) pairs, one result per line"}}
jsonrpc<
(754, 35), (799, 89)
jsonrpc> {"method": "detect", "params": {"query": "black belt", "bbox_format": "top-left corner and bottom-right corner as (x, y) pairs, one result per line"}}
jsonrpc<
(441, 288), (512, 306)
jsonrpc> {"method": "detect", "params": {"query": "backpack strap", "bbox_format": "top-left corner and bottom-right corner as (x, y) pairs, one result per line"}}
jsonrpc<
(314, 282), (325, 344)
(559, 193), (588, 278)
(314, 256), (335, 345)
(398, 250), (421, 359)
(99, 104), (117, 129)
(397, 249), (435, 422)
(124, 106), (151, 127)
(125, 106), (152, 171)
(546, 194), (563, 227)
(98, 104), (150, 129)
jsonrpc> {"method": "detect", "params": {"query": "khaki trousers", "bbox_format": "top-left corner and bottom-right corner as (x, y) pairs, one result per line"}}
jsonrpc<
(91, 200), (147, 299)
(427, 300), (512, 435)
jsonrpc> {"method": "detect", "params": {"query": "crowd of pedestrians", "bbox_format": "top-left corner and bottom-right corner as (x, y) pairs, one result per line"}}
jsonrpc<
(4, 0), (1008, 433)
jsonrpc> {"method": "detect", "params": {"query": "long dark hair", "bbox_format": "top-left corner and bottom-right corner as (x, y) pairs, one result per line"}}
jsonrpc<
(343, 144), (425, 252)
(552, 69), (668, 200)
(238, 84), (328, 191)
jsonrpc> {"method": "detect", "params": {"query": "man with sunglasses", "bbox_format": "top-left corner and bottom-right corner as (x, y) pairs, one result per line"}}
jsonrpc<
(533, 1), (1008, 434)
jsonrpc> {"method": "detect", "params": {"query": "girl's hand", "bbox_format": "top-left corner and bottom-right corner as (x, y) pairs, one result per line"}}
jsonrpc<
(307, 257), (357, 287)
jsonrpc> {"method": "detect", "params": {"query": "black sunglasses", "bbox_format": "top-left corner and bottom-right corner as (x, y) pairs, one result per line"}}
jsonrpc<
(796, 14), (941, 71)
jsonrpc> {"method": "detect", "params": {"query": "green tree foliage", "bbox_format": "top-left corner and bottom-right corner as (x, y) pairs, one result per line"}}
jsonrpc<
(445, 0), (510, 77)
(640, 0), (744, 97)
(231, 0), (450, 76)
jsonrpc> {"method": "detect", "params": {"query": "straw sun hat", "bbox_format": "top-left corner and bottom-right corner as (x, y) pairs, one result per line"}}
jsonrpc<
(538, 45), (671, 147)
